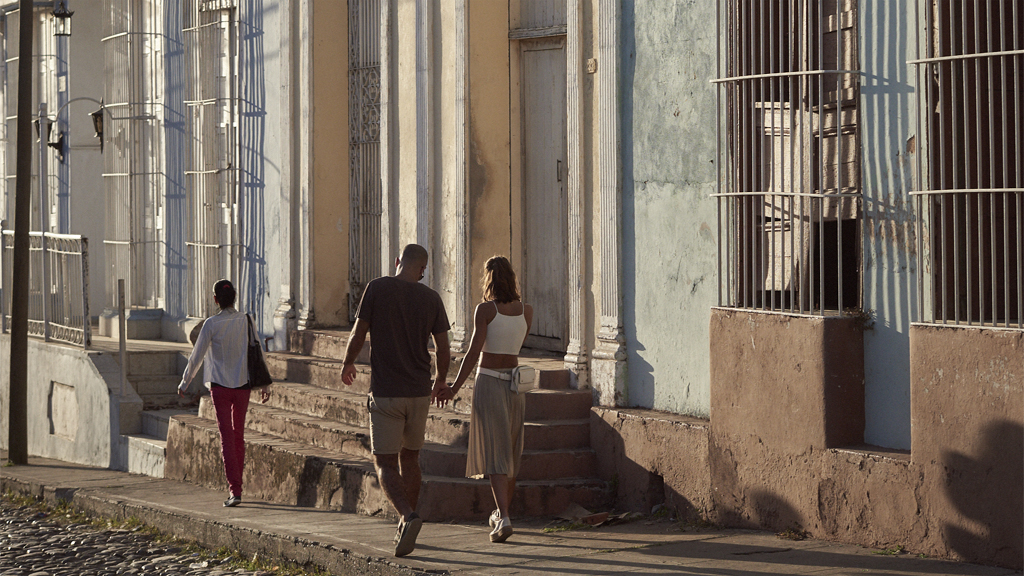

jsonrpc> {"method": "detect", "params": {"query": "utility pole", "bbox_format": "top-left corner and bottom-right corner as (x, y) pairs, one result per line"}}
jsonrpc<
(8, 0), (36, 465)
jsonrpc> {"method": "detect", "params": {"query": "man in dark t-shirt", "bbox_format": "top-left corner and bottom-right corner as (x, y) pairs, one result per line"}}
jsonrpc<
(341, 244), (451, 558)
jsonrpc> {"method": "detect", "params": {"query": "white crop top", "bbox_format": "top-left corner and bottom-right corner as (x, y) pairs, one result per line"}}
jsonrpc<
(482, 302), (528, 355)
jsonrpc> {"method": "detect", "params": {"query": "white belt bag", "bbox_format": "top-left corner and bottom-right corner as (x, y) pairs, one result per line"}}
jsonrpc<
(477, 366), (538, 393)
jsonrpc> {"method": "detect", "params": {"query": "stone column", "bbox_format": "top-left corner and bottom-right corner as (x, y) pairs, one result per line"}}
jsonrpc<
(450, 0), (471, 353)
(564, 0), (588, 387)
(273, 0), (298, 349)
(379, 0), (395, 276)
(415, 0), (433, 285)
(592, 0), (626, 406)
(296, 0), (315, 329)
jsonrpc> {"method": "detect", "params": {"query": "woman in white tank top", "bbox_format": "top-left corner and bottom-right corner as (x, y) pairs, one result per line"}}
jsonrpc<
(448, 256), (533, 543)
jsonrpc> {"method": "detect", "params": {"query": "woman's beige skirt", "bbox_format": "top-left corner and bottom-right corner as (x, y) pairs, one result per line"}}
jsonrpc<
(465, 369), (526, 479)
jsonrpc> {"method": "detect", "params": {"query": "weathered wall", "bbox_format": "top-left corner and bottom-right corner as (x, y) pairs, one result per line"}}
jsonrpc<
(910, 325), (1023, 568)
(859, 0), (919, 450)
(311, 0), (350, 325)
(591, 407), (711, 518)
(619, 0), (718, 415)
(0, 336), (141, 469)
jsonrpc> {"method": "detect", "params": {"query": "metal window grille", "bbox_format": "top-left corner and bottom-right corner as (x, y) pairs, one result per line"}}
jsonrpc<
(184, 0), (240, 319)
(348, 0), (383, 321)
(714, 0), (861, 315)
(1, 8), (61, 234)
(0, 230), (90, 348)
(911, 0), (1023, 328)
(102, 0), (164, 310)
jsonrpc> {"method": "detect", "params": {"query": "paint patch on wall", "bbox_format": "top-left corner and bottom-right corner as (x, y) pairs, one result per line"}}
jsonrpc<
(48, 382), (77, 441)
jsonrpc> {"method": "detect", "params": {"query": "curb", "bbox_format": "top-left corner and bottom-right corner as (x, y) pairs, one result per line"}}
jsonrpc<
(0, 475), (445, 576)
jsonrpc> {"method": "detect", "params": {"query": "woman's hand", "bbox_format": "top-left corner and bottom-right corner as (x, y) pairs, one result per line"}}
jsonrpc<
(431, 379), (454, 408)
(258, 387), (271, 403)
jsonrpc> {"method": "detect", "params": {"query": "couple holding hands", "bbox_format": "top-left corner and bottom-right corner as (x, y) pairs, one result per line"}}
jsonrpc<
(181, 244), (534, 558)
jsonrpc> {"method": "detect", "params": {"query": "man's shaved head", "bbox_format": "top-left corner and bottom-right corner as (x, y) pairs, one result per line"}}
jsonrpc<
(400, 244), (429, 266)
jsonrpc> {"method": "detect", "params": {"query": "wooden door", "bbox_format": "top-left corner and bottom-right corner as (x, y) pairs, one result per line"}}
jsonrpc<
(520, 38), (567, 351)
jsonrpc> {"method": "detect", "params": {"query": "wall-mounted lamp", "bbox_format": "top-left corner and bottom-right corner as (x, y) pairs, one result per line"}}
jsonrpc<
(48, 132), (65, 163)
(90, 102), (104, 152)
(53, 1), (73, 37)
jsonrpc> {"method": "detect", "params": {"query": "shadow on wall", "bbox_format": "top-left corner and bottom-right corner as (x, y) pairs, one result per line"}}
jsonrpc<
(943, 419), (1023, 568)
(239, 0), (268, 333)
(590, 412), (705, 522)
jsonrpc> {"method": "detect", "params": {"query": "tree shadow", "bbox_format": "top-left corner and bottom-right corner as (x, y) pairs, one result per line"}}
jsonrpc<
(942, 419), (1023, 569)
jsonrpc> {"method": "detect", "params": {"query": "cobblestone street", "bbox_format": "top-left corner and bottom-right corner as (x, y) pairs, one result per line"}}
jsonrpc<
(0, 500), (281, 576)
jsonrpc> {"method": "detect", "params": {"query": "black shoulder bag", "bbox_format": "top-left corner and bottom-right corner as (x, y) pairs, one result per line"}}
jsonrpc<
(246, 314), (273, 388)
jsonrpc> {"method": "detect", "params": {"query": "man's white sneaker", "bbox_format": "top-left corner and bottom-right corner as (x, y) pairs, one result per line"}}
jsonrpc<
(489, 516), (513, 543)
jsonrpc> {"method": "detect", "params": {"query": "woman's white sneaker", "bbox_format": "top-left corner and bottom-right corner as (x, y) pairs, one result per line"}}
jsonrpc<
(490, 516), (513, 543)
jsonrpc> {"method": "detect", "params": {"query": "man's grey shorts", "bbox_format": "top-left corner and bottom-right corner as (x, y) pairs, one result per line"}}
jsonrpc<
(367, 393), (431, 455)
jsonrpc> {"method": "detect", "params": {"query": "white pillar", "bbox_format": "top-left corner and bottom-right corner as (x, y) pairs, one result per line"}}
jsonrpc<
(592, 0), (626, 406)
(379, 0), (396, 277)
(296, 0), (315, 328)
(564, 0), (588, 387)
(451, 0), (471, 353)
(273, 0), (298, 349)
(415, 0), (434, 285)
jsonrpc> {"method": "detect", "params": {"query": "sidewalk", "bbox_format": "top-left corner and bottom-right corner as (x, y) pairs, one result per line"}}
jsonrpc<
(0, 456), (1018, 576)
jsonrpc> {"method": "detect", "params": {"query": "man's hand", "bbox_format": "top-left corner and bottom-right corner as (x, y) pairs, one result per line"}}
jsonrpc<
(342, 363), (358, 386)
(431, 379), (454, 408)
(258, 387), (271, 403)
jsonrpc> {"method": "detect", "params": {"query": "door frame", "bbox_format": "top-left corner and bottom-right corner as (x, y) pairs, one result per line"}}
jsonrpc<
(510, 34), (569, 352)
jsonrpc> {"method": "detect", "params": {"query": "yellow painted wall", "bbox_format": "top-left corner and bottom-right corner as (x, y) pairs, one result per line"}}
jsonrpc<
(396, 0), (419, 247)
(312, 0), (350, 325)
(467, 0), (511, 305)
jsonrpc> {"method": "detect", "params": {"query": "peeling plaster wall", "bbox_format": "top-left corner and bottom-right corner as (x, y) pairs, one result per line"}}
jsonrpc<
(621, 1), (717, 415)
(859, 0), (919, 449)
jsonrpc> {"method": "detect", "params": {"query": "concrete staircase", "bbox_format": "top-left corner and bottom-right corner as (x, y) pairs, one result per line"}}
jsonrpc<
(165, 329), (610, 521)
(115, 350), (200, 477)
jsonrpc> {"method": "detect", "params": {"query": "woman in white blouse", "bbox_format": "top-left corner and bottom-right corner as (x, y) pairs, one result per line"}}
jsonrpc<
(178, 279), (269, 507)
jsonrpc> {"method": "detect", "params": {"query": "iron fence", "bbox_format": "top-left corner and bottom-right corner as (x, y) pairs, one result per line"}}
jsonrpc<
(0, 230), (90, 347)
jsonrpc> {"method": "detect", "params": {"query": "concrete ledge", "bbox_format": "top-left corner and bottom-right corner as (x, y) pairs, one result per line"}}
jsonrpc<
(0, 469), (424, 576)
(591, 406), (711, 518)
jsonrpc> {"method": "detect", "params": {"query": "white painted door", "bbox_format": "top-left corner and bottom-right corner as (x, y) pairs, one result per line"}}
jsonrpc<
(520, 38), (567, 351)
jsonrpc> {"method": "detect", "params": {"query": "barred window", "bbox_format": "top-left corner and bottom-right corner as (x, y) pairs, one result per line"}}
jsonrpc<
(184, 0), (240, 318)
(912, 0), (1023, 328)
(715, 0), (861, 315)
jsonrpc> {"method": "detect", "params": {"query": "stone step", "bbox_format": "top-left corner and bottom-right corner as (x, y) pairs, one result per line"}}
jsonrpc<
(142, 408), (199, 440)
(418, 443), (597, 481)
(266, 353), (366, 393)
(203, 385), (589, 453)
(141, 393), (201, 410)
(122, 433), (166, 478)
(288, 329), (370, 362)
(111, 351), (182, 376)
(199, 398), (371, 457)
(202, 397), (593, 480)
(165, 414), (610, 521)
(131, 375), (181, 396)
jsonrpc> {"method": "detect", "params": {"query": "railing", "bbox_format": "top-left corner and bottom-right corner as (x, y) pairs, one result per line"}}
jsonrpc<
(0, 230), (91, 348)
